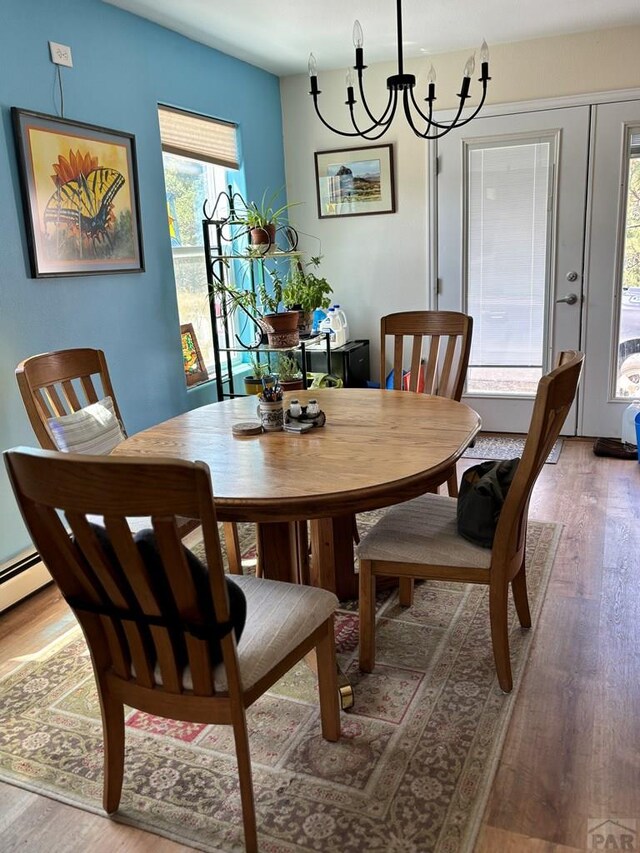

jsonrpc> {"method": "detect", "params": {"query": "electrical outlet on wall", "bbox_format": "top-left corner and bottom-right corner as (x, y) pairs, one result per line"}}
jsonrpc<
(49, 42), (73, 67)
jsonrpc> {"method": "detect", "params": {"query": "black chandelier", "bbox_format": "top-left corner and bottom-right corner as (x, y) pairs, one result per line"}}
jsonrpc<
(308, 0), (491, 140)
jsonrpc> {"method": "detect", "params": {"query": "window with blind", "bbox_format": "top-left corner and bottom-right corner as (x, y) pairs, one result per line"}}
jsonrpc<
(158, 106), (239, 386)
(465, 137), (554, 396)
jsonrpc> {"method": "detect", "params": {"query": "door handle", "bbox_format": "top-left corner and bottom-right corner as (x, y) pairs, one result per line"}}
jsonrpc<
(556, 293), (578, 305)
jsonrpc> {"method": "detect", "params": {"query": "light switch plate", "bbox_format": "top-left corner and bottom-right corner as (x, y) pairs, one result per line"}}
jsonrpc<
(49, 42), (73, 67)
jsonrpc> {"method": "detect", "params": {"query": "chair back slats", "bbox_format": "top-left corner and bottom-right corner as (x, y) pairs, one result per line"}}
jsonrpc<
(381, 311), (473, 402)
(422, 336), (440, 394)
(439, 336), (458, 398)
(79, 374), (101, 406)
(60, 379), (82, 412)
(16, 349), (123, 449)
(151, 516), (215, 695)
(67, 512), (156, 686)
(4, 449), (233, 699)
(494, 351), (584, 576)
(409, 336), (423, 390)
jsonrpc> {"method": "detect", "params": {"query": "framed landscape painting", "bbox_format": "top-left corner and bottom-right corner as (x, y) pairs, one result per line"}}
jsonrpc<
(314, 144), (395, 219)
(12, 108), (144, 277)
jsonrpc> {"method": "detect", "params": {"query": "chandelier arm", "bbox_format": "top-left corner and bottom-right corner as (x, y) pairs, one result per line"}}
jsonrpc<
(443, 83), (489, 129)
(357, 69), (395, 127)
(311, 95), (380, 138)
(347, 94), (398, 141)
(402, 90), (468, 140)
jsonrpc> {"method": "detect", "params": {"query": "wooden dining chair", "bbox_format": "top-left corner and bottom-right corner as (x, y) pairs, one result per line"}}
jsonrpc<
(357, 351), (584, 693)
(380, 311), (473, 497)
(15, 347), (243, 575)
(4, 448), (341, 853)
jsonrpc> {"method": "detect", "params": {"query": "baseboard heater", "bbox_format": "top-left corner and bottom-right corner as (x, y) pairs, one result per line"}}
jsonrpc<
(0, 551), (41, 585)
(0, 550), (52, 612)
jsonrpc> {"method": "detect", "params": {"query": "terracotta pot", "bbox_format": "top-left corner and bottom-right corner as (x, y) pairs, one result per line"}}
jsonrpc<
(261, 311), (300, 348)
(280, 378), (305, 392)
(296, 309), (314, 337)
(250, 223), (276, 248)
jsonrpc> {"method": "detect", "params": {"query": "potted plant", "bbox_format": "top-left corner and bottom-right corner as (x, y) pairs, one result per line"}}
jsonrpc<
(243, 354), (270, 396)
(239, 188), (299, 250)
(275, 353), (304, 391)
(209, 266), (300, 349)
(255, 266), (301, 348)
(282, 256), (333, 336)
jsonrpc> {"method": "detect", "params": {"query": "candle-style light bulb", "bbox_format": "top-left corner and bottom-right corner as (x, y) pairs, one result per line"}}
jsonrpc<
(353, 20), (364, 49)
(308, 52), (317, 78)
(464, 53), (476, 78)
(346, 68), (355, 88)
(428, 64), (437, 84)
(480, 40), (489, 63)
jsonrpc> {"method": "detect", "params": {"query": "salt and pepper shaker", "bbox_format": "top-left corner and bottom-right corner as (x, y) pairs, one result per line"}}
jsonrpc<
(307, 399), (319, 417)
(289, 399), (302, 418)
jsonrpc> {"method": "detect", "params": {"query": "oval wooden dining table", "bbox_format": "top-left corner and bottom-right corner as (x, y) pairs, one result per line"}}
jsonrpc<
(113, 388), (481, 601)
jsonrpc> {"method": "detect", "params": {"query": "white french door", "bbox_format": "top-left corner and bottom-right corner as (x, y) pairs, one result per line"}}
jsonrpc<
(437, 106), (590, 433)
(581, 100), (640, 437)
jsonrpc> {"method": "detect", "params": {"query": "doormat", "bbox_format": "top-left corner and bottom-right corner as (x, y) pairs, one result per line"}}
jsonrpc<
(463, 435), (563, 464)
(0, 518), (562, 853)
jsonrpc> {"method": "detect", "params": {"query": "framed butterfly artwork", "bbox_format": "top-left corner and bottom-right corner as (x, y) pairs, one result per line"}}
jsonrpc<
(12, 108), (144, 277)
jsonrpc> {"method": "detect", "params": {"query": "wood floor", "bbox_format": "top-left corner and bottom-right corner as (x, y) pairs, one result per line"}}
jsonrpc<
(1, 438), (638, 851)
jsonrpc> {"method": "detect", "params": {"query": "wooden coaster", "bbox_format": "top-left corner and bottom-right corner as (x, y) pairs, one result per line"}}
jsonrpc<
(232, 421), (263, 436)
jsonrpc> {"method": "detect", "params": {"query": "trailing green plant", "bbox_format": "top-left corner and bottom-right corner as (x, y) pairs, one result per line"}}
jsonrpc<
(282, 256), (333, 313)
(275, 353), (302, 381)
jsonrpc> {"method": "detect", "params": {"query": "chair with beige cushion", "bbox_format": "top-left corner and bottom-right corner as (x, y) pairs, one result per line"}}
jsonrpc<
(4, 447), (341, 853)
(357, 351), (584, 693)
(15, 347), (243, 574)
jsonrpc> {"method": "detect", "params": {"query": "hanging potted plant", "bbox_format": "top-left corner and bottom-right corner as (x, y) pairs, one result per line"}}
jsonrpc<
(282, 256), (333, 337)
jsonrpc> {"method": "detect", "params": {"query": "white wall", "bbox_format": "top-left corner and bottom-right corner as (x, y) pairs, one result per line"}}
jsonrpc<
(280, 24), (640, 378)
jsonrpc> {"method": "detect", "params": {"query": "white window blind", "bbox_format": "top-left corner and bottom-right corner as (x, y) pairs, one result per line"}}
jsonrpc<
(158, 106), (238, 170)
(466, 140), (552, 369)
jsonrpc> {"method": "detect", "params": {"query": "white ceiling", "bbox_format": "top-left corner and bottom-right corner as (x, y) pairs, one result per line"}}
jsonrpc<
(104, 0), (640, 77)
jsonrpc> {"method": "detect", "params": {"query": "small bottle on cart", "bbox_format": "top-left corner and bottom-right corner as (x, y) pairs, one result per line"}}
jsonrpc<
(289, 399), (302, 418)
(307, 399), (320, 417)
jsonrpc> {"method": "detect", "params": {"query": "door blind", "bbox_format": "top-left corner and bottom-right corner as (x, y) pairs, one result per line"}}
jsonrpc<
(466, 140), (552, 369)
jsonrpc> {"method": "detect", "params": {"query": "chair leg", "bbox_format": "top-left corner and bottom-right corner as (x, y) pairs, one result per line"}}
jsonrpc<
(224, 522), (243, 575)
(358, 559), (376, 672)
(489, 582), (513, 693)
(351, 513), (360, 545)
(446, 468), (459, 498)
(316, 616), (341, 742)
(398, 577), (414, 607)
(512, 562), (532, 629)
(232, 708), (258, 853)
(98, 683), (125, 814)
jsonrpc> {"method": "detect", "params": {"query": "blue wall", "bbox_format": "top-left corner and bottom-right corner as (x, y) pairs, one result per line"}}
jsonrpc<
(0, 0), (286, 563)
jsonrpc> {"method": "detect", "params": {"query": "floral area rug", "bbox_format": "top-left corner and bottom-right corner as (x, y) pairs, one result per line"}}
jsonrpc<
(0, 516), (561, 853)
(463, 435), (563, 464)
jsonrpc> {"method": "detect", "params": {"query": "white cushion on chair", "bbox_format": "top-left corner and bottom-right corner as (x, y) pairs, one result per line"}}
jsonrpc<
(48, 396), (125, 455)
(356, 492), (492, 569)
(177, 576), (338, 692)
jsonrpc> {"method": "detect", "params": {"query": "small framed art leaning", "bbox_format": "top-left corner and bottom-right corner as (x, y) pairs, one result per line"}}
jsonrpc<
(180, 323), (209, 387)
(12, 108), (144, 277)
(314, 144), (395, 219)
